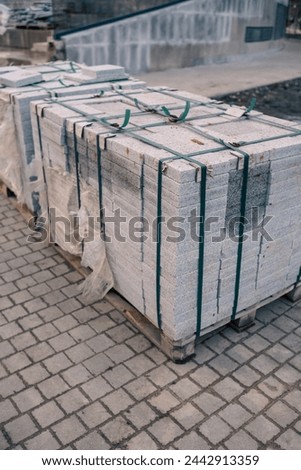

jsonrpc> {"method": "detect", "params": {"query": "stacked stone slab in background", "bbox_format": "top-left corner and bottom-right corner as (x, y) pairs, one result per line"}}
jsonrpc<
(30, 87), (301, 343)
(0, 62), (145, 214)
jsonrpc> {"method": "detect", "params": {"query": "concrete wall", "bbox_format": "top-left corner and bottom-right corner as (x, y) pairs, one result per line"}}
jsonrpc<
(62, 0), (289, 73)
(52, 0), (180, 30)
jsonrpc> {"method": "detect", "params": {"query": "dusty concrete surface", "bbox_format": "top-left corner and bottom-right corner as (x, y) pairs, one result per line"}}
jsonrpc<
(0, 194), (300, 450)
(139, 39), (301, 97)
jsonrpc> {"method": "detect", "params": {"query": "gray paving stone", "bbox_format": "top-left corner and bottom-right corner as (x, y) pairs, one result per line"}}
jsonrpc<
(148, 417), (183, 445)
(103, 364), (135, 389)
(239, 389), (269, 413)
(124, 377), (157, 400)
(126, 335), (152, 353)
(104, 344), (135, 364)
(57, 298), (82, 314)
(84, 352), (114, 375)
(33, 323), (59, 341)
(93, 300), (114, 314)
(169, 377), (200, 400)
(38, 375), (69, 399)
(56, 388), (90, 414)
(126, 432), (158, 450)
(193, 391), (226, 415)
(273, 315), (299, 333)
(43, 352), (73, 374)
(18, 312), (43, 330)
(258, 376), (286, 399)
(101, 389), (134, 415)
(204, 334), (232, 354)
(5, 414), (38, 444)
(147, 364), (177, 387)
(88, 316), (116, 333)
(266, 344), (294, 363)
(25, 430), (60, 450)
(3, 351), (31, 373)
(233, 365), (261, 387)
(258, 325), (286, 343)
(124, 402), (157, 429)
(266, 402), (298, 427)
(174, 431), (211, 450)
(225, 430), (259, 450)
(199, 416), (232, 445)
(53, 314), (79, 333)
(167, 360), (198, 376)
(12, 387), (44, 412)
(9, 290), (33, 305)
(283, 390), (301, 413)
(245, 416), (280, 444)
(48, 332), (76, 352)
(106, 324), (135, 343)
(74, 431), (110, 450)
(250, 355), (279, 375)
(171, 403), (205, 430)
(226, 344), (255, 363)
(19, 363), (49, 385)
(213, 377), (244, 401)
(280, 333), (301, 353)
(219, 403), (252, 429)
(0, 373), (25, 398)
(244, 334), (271, 352)
(0, 340), (15, 359)
(38, 306), (64, 322)
(61, 364), (92, 387)
(190, 365), (220, 388)
(289, 353), (301, 371)
(101, 416), (135, 445)
(145, 348), (167, 365)
(52, 416), (86, 446)
(194, 345), (216, 364)
(81, 376), (113, 400)
(69, 324), (95, 342)
(77, 402), (111, 428)
(72, 307), (99, 324)
(0, 321), (23, 339)
(86, 334), (115, 354)
(274, 364), (300, 385)
(32, 401), (65, 428)
(0, 398), (18, 423)
(294, 421), (301, 433)
(275, 429), (301, 450)
(16, 276), (37, 291)
(65, 343), (94, 364)
(149, 390), (180, 413)
(11, 332), (37, 352)
(0, 432), (9, 449)
(0, 363), (7, 379)
(209, 355), (239, 376)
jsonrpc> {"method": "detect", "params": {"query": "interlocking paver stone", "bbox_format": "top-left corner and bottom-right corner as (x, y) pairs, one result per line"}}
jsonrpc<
(258, 376), (286, 399)
(124, 402), (157, 429)
(193, 392), (225, 415)
(3, 351), (31, 373)
(103, 365), (135, 389)
(4, 414), (38, 444)
(124, 377), (157, 400)
(84, 353), (114, 375)
(81, 376), (113, 400)
(190, 365), (220, 388)
(245, 416), (280, 443)
(209, 355), (239, 376)
(56, 388), (90, 414)
(61, 364), (92, 387)
(266, 402), (298, 427)
(213, 377), (244, 402)
(172, 403), (204, 430)
(232, 365), (261, 387)
(101, 389), (134, 415)
(43, 352), (73, 374)
(101, 416), (135, 445)
(52, 416), (86, 446)
(32, 401), (65, 428)
(266, 344), (294, 363)
(275, 429), (301, 450)
(250, 355), (279, 374)
(86, 334), (115, 354)
(12, 387), (44, 413)
(226, 344), (255, 363)
(199, 416), (232, 445)
(65, 343), (94, 364)
(149, 390), (180, 414)
(104, 344), (135, 364)
(0, 340), (15, 359)
(25, 430), (60, 450)
(219, 403), (252, 429)
(274, 364), (300, 385)
(225, 430), (259, 450)
(19, 363), (49, 385)
(38, 375), (69, 399)
(174, 431), (211, 450)
(148, 417), (183, 445)
(169, 378), (200, 400)
(74, 431), (110, 450)
(283, 390), (301, 413)
(147, 365), (177, 387)
(77, 402), (111, 428)
(126, 432), (158, 450)
(0, 399), (18, 423)
(48, 332), (76, 352)
(239, 389), (269, 413)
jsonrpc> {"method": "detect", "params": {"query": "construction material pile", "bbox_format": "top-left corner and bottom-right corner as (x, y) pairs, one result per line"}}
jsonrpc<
(0, 62), (145, 214)
(29, 86), (301, 350)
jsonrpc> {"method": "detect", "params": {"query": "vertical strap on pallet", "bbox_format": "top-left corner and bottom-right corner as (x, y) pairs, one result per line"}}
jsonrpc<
(297, 267), (301, 284)
(73, 122), (81, 208)
(231, 149), (250, 320)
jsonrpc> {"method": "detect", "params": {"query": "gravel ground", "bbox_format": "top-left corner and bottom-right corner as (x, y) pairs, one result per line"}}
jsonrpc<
(217, 78), (301, 123)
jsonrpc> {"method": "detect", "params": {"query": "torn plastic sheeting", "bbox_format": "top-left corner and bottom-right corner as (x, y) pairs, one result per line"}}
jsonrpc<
(0, 95), (23, 199)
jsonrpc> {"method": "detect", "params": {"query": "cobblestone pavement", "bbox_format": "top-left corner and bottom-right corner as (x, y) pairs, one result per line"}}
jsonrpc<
(0, 194), (300, 450)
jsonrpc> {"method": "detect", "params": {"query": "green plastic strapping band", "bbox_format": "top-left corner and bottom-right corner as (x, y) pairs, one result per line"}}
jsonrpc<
(244, 97), (256, 115)
(297, 267), (301, 284)
(73, 122), (81, 208)
(161, 100), (191, 122)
